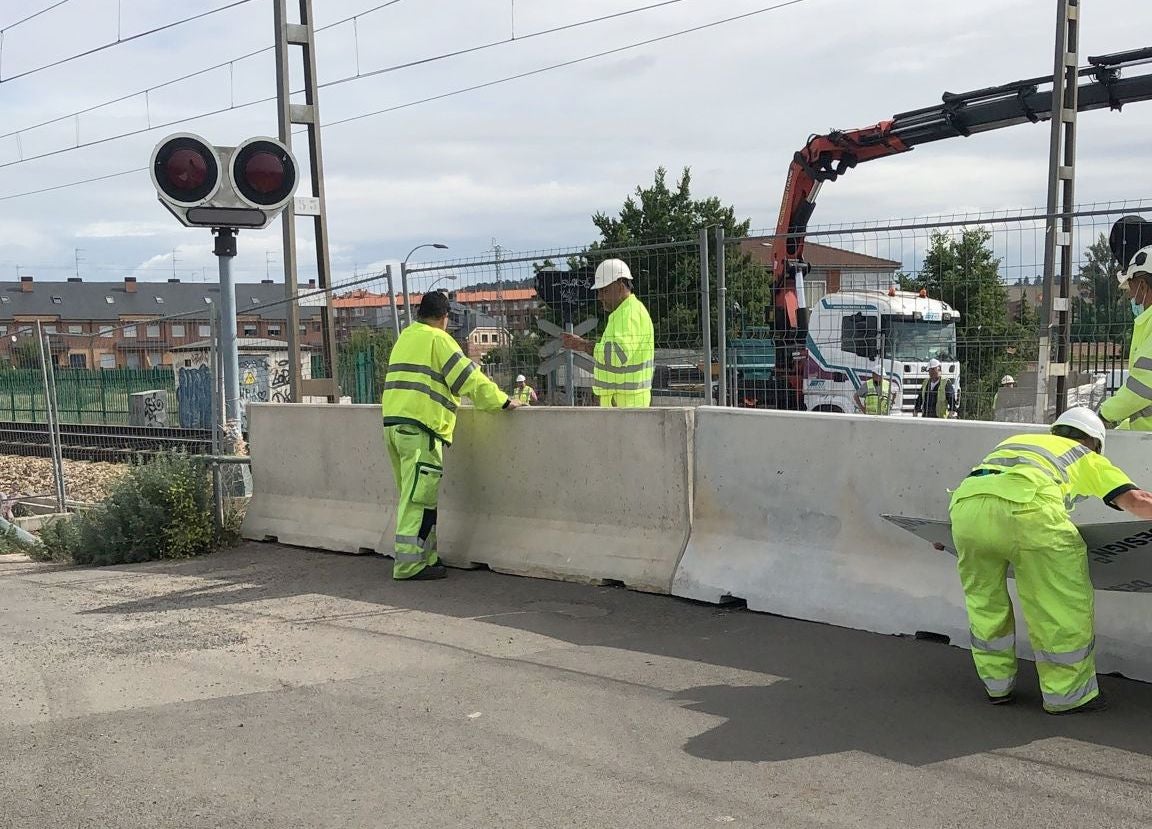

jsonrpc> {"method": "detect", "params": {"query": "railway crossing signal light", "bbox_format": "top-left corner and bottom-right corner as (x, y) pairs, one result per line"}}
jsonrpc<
(151, 133), (299, 229)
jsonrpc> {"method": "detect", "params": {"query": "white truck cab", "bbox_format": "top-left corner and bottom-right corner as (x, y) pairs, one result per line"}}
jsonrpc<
(803, 288), (960, 415)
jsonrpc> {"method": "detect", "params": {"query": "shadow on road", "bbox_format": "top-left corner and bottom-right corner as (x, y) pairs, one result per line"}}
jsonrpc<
(77, 543), (1152, 767)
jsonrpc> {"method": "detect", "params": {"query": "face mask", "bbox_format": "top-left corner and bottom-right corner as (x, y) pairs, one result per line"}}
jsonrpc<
(1133, 300), (1145, 317)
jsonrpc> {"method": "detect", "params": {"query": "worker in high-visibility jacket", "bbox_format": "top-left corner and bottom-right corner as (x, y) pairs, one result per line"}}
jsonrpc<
(512, 374), (538, 405)
(1101, 244), (1152, 430)
(560, 259), (655, 408)
(949, 407), (1152, 714)
(381, 291), (520, 581)
(853, 368), (897, 415)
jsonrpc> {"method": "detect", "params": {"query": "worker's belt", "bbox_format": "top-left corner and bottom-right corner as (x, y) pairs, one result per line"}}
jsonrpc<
(967, 469), (1002, 478)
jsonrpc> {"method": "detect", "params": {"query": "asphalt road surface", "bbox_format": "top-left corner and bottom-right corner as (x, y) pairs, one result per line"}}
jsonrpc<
(1, 543), (1151, 828)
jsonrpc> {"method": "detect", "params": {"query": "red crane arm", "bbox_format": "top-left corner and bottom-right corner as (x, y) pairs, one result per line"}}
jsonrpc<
(771, 122), (911, 327)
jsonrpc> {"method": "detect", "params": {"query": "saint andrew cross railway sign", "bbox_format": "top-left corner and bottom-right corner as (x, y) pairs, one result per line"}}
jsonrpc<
(537, 317), (597, 376)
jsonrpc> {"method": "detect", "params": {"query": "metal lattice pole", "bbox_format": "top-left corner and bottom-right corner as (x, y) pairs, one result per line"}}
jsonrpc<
(1035, 0), (1080, 422)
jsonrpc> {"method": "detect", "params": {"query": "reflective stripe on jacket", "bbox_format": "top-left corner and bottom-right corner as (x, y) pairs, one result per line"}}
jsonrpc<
(381, 322), (508, 444)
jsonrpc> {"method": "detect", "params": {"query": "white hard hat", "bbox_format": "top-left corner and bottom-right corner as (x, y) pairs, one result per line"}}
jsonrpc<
(593, 258), (632, 291)
(927, 358), (942, 370)
(1052, 406), (1107, 453)
(1000, 375), (1015, 385)
(515, 374), (526, 383)
(1118, 244), (1152, 289)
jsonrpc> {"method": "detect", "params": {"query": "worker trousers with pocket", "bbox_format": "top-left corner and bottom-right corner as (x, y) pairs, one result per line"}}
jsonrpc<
(950, 479), (1099, 712)
(385, 424), (444, 580)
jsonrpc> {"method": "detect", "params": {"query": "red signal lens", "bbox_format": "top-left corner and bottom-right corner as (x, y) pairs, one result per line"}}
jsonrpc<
(243, 151), (285, 195)
(164, 148), (209, 192)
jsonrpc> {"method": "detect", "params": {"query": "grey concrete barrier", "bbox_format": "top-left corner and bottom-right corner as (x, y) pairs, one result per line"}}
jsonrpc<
(243, 403), (695, 594)
(439, 407), (694, 593)
(672, 408), (1152, 682)
(243, 403), (396, 553)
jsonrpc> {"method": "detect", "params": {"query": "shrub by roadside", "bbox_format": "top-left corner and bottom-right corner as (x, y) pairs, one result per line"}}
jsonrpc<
(8, 454), (242, 566)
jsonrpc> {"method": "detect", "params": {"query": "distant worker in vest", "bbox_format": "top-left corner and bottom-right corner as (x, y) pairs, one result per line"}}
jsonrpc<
(1100, 244), (1152, 430)
(560, 258), (655, 408)
(949, 407), (1152, 714)
(512, 374), (538, 406)
(914, 358), (957, 418)
(853, 368), (897, 415)
(381, 291), (520, 581)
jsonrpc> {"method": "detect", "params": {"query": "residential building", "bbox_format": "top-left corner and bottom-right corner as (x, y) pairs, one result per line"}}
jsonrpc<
(0, 276), (325, 369)
(738, 240), (903, 305)
(333, 285), (540, 339)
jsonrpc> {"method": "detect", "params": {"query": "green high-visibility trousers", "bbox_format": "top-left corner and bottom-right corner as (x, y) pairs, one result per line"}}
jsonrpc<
(950, 487), (1098, 712)
(385, 424), (444, 580)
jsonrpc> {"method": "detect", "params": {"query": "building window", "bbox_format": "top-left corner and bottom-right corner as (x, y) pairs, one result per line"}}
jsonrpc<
(100, 353), (115, 369)
(155, 296), (164, 304)
(69, 353), (87, 369)
(198, 324), (211, 337)
(268, 324), (282, 336)
(481, 333), (489, 343)
(172, 325), (185, 338)
(0, 326), (6, 335)
(243, 324), (258, 336)
(299, 324), (307, 335)
(147, 352), (162, 367)
(68, 325), (82, 334)
(100, 326), (113, 338)
(146, 325), (160, 338)
(126, 353), (141, 369)
(105, 296), (115, 304)
(354, 307), (365, 317)
(44, 325), (57, 334)
(51, 296), (62, 304)
(124, 325), (137, 338)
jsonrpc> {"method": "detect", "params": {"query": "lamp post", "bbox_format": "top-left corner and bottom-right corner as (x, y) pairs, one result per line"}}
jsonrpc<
(427, 273), (458, 294)
(401, 243), (448, 326)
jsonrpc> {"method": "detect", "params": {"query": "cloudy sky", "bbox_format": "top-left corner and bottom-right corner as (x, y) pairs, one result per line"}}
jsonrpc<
(0, 0), (1150, 291)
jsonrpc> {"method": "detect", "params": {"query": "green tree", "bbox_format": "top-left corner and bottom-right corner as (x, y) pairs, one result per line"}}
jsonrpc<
(8, 337), (41, 369)
(1078, 232), (1131, 344)
(901, 228), (1025, 420)
(578, 166), (766, 349)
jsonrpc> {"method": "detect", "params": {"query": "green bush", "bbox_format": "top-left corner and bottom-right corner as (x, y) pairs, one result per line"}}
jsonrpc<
(38, 454), (218, 566)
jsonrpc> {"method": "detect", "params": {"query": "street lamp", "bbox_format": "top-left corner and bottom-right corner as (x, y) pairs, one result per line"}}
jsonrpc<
(427, 273), (458, 293)
(401, 243), (448, 326)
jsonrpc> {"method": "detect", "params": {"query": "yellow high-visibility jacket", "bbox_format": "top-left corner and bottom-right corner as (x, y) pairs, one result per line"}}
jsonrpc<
(1101, 306), (1152, 430)
(593, 294), (654, 408)
(381, 322), (508, 444)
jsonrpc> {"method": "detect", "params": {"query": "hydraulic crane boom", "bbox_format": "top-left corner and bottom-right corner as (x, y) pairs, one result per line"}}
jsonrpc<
(770, 46), (1152, 406)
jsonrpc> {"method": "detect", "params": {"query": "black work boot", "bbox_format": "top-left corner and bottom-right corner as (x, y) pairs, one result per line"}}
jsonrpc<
(986, 692), (1014, 706)
(406, 564), (447, 581)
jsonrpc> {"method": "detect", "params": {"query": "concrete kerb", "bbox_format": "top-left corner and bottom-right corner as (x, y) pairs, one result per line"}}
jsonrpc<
(671, 408), (1152, 682)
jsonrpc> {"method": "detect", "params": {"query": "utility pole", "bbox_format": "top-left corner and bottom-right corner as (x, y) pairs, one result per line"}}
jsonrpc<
(171, 248), (179, 281)
(274, 0), (340, 404)
(493, 238), (508, 336)
(265, 250), (276, 281)
(73, 248), (84, 279)
(1035, 0), (1080, 423)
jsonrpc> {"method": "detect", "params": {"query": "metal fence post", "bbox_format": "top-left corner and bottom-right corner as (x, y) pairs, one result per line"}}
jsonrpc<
(36, 323), (67, 512)
(698, 227), (713, 405)
(715, 227), (728, 407)
(209, 305), (224, 533)
(385, 264), (401, 340)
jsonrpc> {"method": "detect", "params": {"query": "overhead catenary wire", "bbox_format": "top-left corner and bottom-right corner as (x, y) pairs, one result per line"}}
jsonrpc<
(0, 0), (406, 142)
(0, 0), (804, 175)
(0, 0), (811, 200)
(0, 0), (259, 84)
(0, 0), (72, 34)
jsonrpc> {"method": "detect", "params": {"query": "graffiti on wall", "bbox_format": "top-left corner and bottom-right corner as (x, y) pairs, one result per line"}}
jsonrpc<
(129, 389), (168, 428)
(177, 364), (213, 429)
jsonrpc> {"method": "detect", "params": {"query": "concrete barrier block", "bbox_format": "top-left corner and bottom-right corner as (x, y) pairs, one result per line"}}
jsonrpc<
(438, 407), (694, 594)
(242, 403), (394, 553)
(673, 409), (1152, 681)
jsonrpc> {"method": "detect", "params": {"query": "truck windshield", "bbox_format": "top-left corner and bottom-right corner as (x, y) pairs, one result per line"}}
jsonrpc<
(884, 319), (957, 361)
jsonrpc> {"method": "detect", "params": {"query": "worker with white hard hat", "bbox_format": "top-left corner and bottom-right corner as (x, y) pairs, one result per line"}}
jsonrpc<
(1000, 375), (1016, 387)
(1100, 243), (1152, 430)
(949, 407), (1152, 714)
(512, 373), (538, 406)
(853, 367), (897, 415)
(561, 258), (655, 408)
(914, 358), (957, 418)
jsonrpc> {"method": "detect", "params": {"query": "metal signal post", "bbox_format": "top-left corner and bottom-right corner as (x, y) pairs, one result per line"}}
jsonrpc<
(274, 0), (340, 403)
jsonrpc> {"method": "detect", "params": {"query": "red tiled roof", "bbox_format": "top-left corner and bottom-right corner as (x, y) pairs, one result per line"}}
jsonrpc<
(333, 286), (538, 308)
